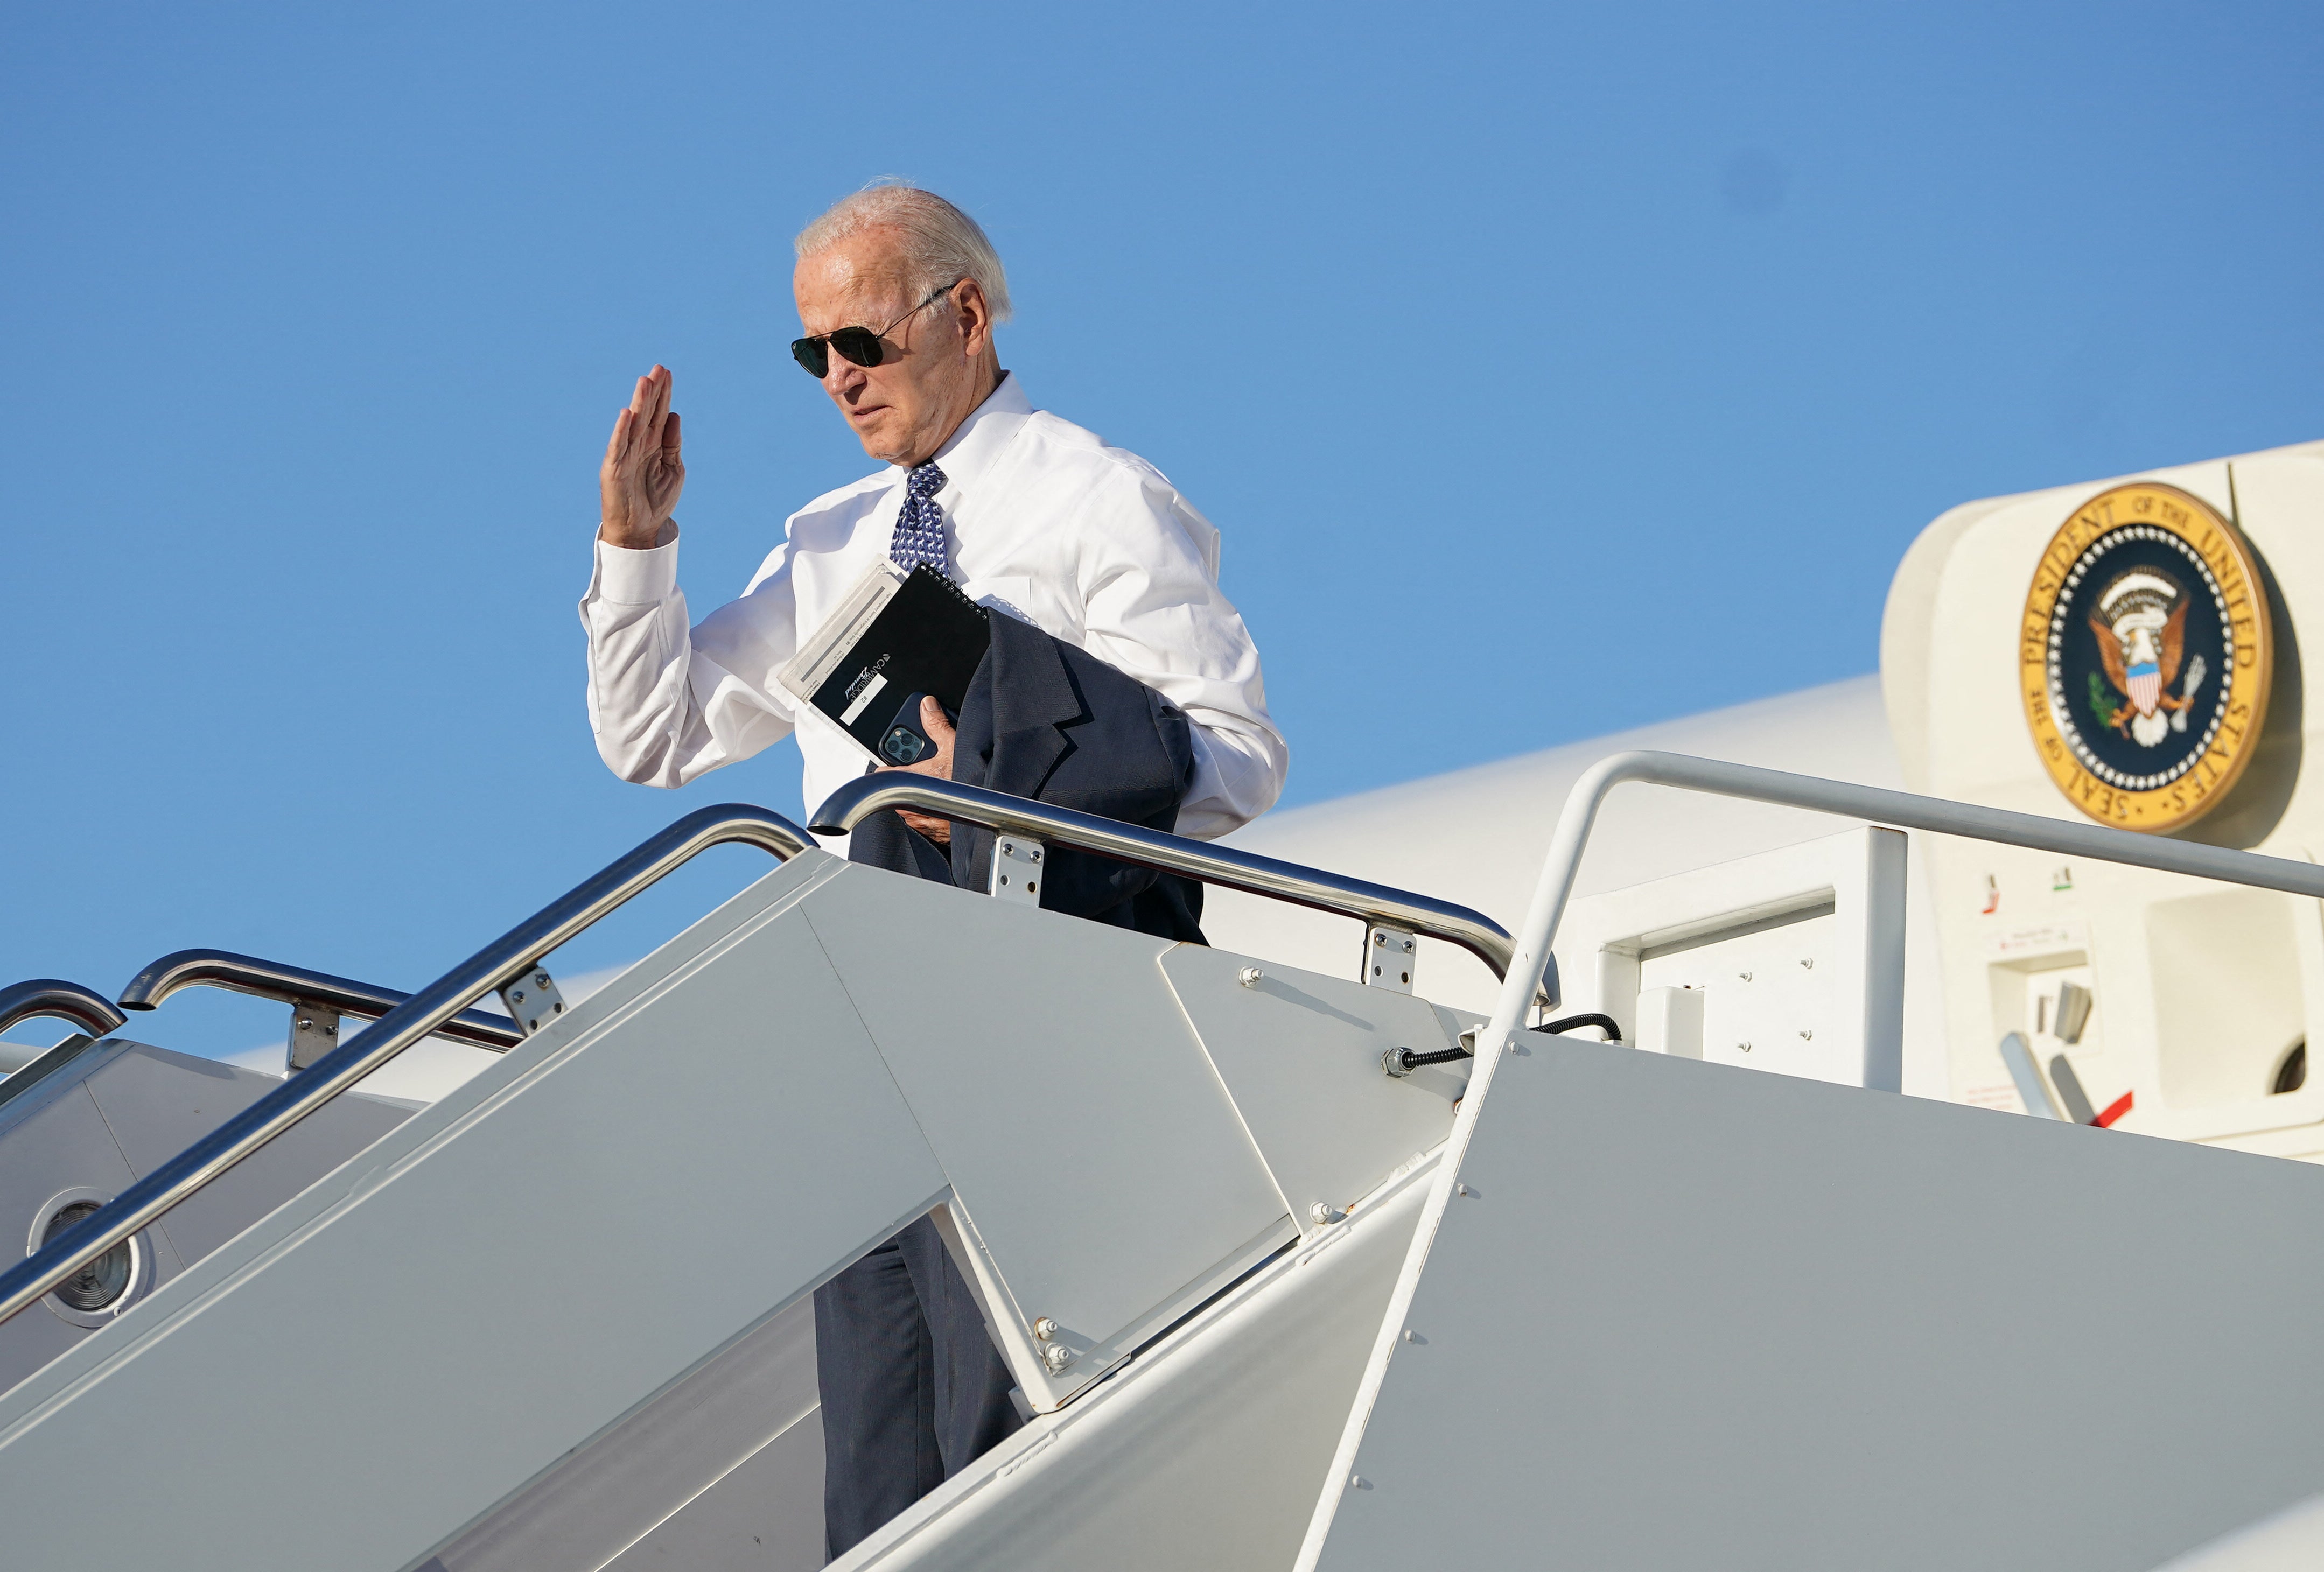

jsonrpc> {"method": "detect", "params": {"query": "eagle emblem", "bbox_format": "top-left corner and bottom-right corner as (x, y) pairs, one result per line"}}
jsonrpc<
(2084, 569), (2208, 747)
(2018, 480), (2270, 832)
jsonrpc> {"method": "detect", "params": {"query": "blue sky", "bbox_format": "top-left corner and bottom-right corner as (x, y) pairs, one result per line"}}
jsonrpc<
(4, 2), (2319, 1061)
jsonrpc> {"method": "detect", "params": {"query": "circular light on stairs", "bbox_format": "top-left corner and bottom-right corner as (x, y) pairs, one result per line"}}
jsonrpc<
(26, 1189), (147, 1325)
(41, 1201), (134, 1311)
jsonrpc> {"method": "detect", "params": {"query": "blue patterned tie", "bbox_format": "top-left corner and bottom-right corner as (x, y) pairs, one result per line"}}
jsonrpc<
(890, 462), (948, 573)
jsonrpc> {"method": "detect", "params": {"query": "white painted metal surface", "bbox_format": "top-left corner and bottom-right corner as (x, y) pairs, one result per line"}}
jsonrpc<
(851, 1154), (1438, 1572)
(1301, 746), (2324, 1570)
(0, 844), (1476, 1570)
(430, 1298), (823, 1571)
(1320, 1035), (2324, 1570)
(0, 1039), (415, 1392)
(794, 868), (1296, 1409)
(1555, 826), (1907, 1089)
(1208, 678), (1919, 1015)
(0, 851), (936, 1571)
(2151, 1493), (2324, 1571)
(1160, 944), (1468, 1237)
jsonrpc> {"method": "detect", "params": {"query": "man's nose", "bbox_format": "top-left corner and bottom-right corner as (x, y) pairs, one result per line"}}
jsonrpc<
(823, 357), (869, 398)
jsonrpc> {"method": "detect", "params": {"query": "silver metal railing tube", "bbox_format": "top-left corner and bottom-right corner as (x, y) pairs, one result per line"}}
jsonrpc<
(0, 979), (127, 1042)
(1480, 748), (2324, 1103)
(0, 803), (814, 1330)
(117, 950), (525, 1050)
(0, 980), (128, 1099)
(1308, 749), (2324, 1529)
(810, 774), (1518, 980)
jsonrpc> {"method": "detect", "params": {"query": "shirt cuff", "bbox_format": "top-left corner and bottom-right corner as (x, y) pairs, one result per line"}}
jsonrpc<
(591, 523), (680, 604)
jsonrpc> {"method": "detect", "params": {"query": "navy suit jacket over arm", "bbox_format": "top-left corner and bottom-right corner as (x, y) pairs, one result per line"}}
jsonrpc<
(844, 611), (1207, 942)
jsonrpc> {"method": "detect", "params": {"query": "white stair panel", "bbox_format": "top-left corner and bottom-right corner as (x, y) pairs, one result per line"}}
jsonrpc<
(0, 853), (940, 1572)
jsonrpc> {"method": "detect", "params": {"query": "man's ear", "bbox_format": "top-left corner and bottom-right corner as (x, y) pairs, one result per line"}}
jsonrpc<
(954, 279), (992, 358)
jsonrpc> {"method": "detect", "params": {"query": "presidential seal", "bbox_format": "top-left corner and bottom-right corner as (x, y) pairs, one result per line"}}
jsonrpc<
(2020, 481), (2271, 831)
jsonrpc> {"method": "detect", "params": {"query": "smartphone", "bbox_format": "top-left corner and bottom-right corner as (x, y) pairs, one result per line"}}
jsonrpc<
(878, 692), (948, 766)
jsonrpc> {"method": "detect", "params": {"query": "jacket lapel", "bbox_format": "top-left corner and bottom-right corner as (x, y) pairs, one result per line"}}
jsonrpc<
(977, 610), (1087, 802)
(948, 612), (1087, 891)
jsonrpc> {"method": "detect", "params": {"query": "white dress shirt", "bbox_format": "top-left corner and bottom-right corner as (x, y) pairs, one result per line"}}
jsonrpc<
(580, 374), (1289, 841)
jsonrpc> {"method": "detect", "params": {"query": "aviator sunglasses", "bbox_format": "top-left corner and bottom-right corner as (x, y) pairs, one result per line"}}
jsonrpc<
(790, 281), (960, 378)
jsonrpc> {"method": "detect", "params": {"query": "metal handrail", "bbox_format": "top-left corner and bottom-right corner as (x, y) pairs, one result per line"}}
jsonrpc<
(1304, 748), (2324, 1558)
(118, 950), (524, 1050)
(0, 980), (128, 1112)
(0, 979), (128, 1042)
(0, 803), (813, 1330)
(1497, 752), (2324, 1092)
(810, 775), (1518, 981)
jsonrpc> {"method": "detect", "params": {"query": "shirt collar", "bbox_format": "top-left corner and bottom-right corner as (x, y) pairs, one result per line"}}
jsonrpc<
(899, 371), (1032, 498)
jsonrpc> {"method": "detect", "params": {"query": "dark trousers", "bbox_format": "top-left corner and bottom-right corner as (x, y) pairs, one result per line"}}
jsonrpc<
(814, 1214), (1023, 1560)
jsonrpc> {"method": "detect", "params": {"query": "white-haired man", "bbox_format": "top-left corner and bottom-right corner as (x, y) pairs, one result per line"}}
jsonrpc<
(581, 184), (1288, 1555)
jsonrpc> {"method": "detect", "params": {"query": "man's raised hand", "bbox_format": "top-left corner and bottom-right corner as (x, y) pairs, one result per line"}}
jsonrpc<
(599, 366), (685, 550)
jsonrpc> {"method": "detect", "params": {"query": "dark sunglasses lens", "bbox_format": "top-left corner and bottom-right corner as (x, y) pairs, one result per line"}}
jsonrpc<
(790, 338), (829, 377)
(828, 327), (885, 369)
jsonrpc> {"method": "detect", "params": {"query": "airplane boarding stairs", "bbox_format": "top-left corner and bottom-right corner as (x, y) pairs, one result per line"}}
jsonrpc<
(0, 963), (538, 1393)
(0, 784), (1507, 1570)
(6, 760), (2324, 1570)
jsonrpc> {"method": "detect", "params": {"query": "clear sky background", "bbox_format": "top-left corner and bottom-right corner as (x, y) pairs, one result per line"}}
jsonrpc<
(4, 2), (2320, 1061)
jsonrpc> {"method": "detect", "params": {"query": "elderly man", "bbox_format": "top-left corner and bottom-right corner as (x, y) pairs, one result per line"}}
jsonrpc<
(580, 184), (1287, 1555)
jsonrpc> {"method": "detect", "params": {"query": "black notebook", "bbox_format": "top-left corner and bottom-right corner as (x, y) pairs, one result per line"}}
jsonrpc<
(777, 562), (992, 761)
